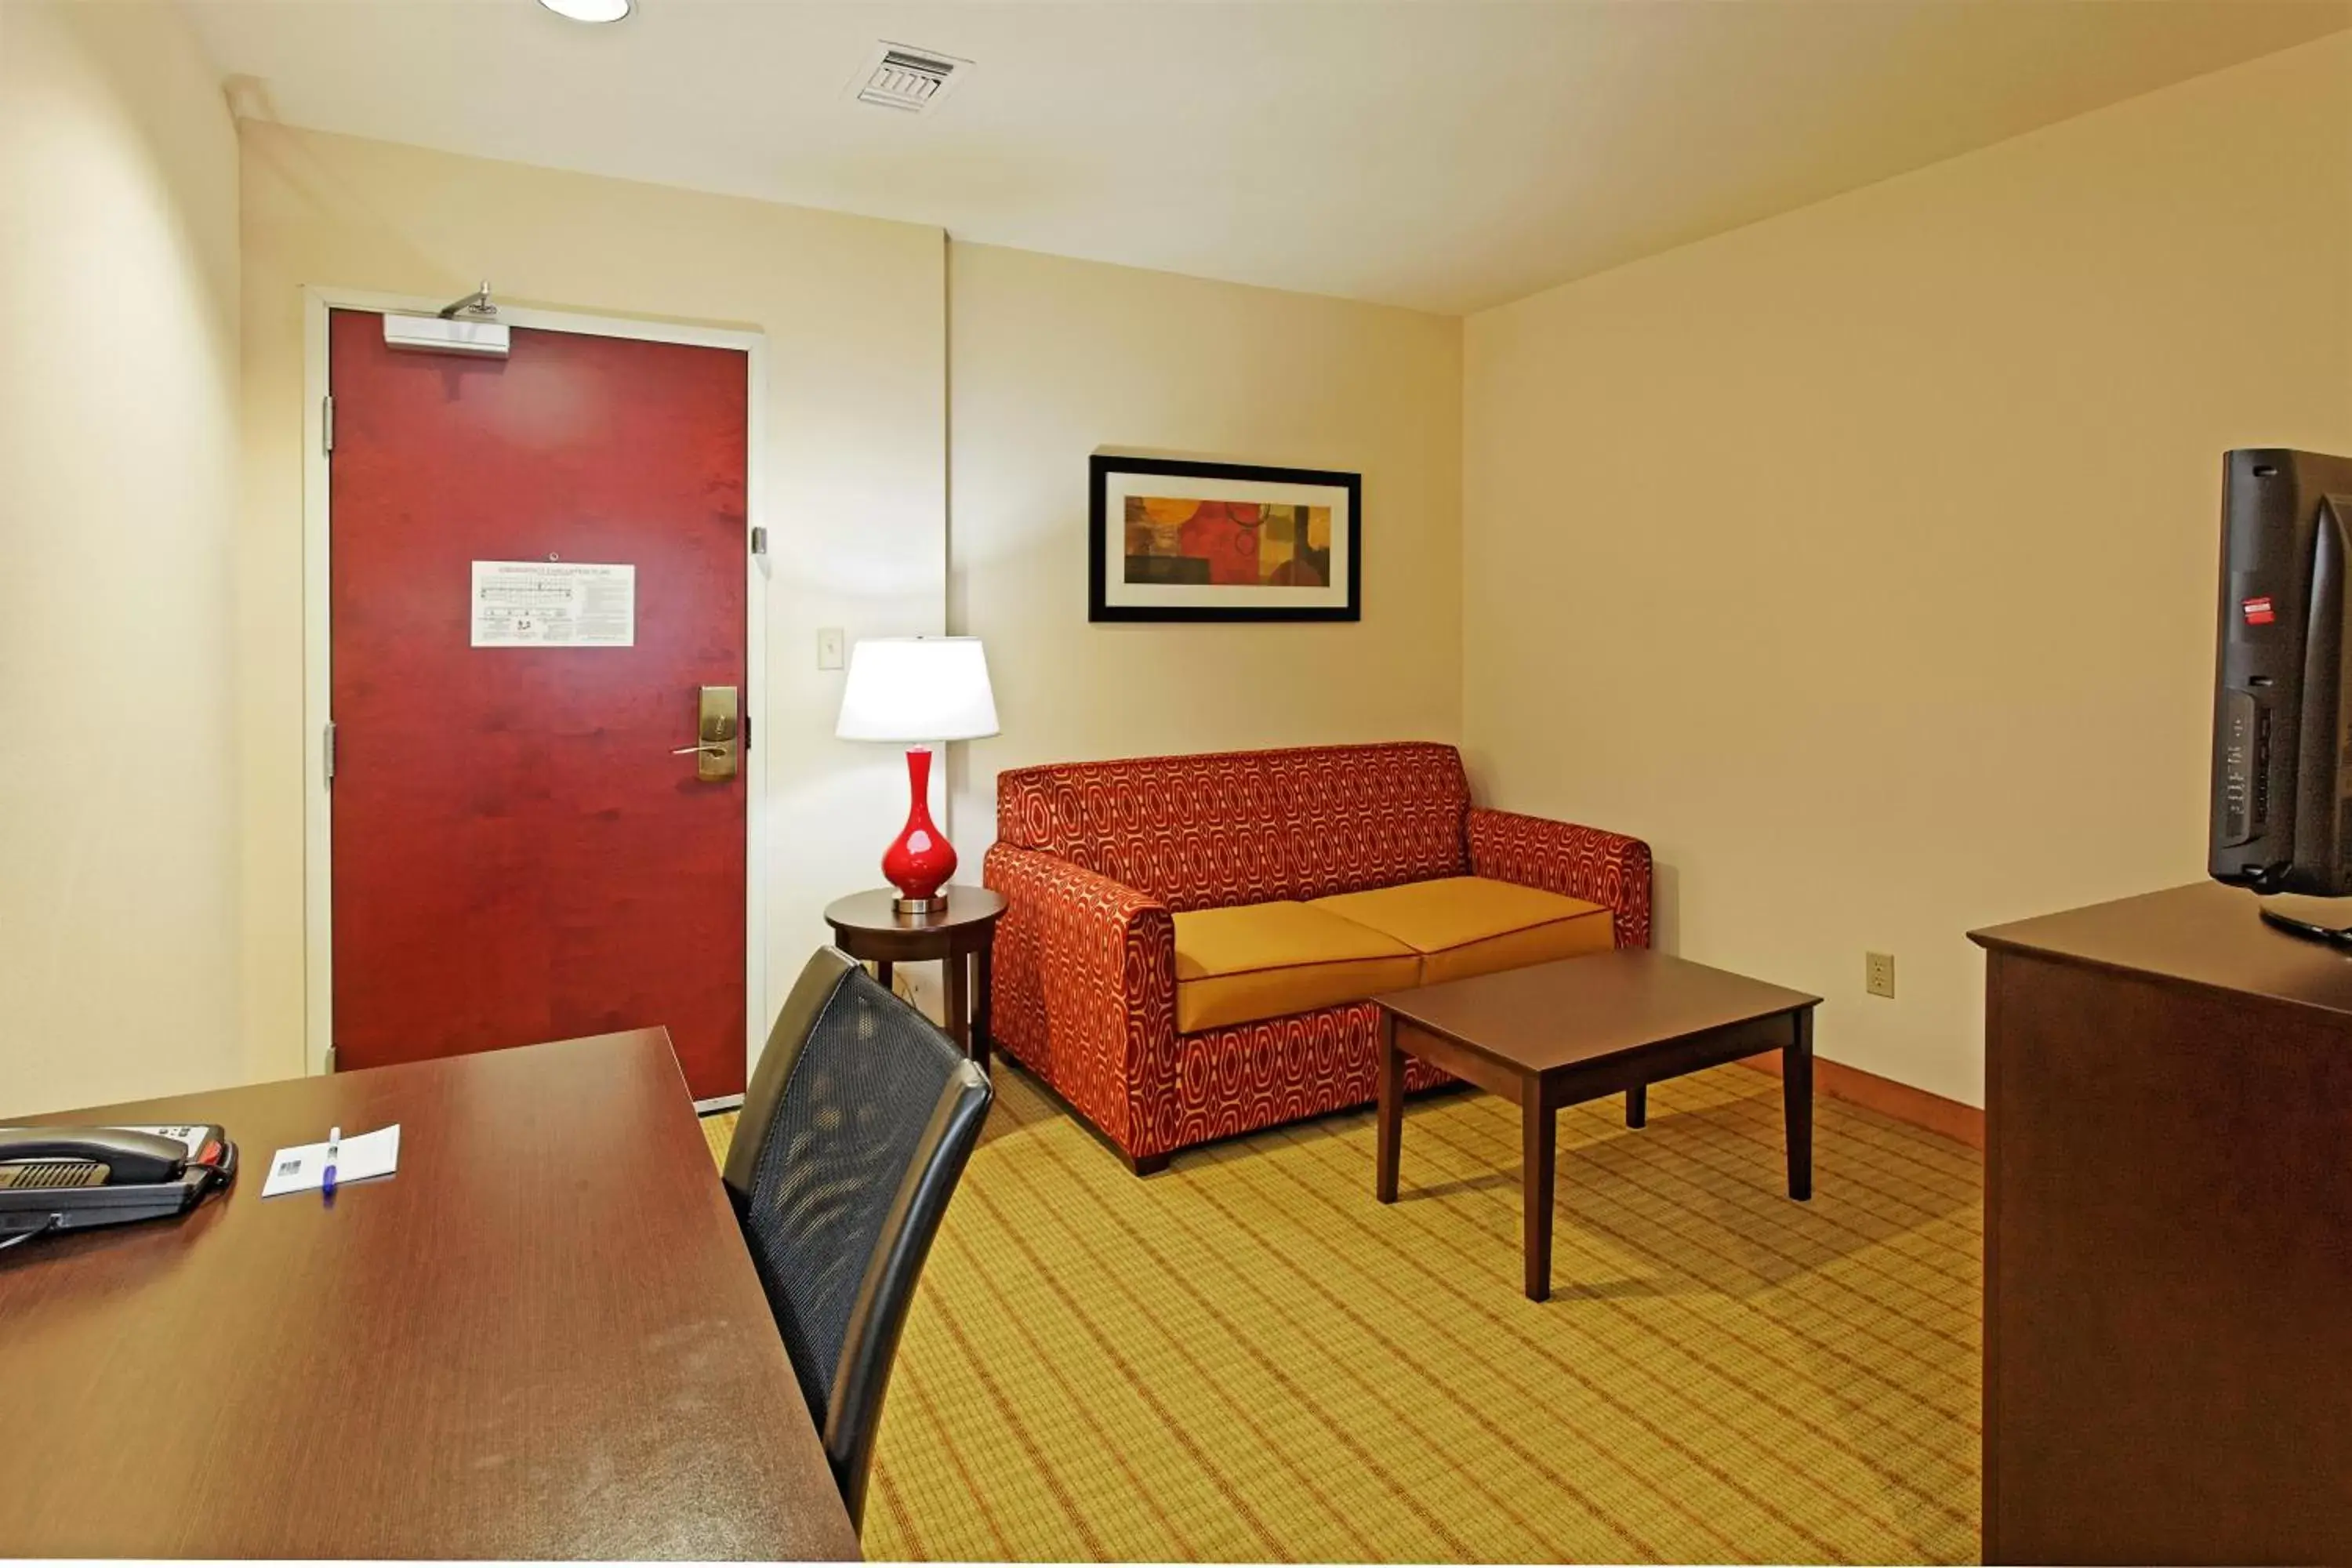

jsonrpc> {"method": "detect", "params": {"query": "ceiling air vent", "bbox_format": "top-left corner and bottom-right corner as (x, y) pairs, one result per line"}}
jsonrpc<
(853, 42), (970, 114)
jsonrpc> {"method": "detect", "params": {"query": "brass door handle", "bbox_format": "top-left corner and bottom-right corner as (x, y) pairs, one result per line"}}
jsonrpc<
(677, 685), (741, 782)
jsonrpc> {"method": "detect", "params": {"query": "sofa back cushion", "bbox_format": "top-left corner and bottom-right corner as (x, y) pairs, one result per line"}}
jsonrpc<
(995, 742), (1470, 912)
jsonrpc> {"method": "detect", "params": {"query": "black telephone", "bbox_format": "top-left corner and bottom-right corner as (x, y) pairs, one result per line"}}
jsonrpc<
(0, 1123), (237, 1247)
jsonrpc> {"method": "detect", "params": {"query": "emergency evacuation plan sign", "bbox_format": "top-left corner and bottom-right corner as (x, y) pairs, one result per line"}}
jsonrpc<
(470, 561), (636, 647)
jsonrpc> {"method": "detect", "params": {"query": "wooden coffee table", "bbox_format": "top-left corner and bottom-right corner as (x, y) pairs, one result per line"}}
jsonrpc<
(1375, 949), (1820, 1301)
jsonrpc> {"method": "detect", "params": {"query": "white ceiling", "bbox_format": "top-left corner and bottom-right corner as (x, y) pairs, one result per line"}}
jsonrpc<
(184, 0), (2351, 314)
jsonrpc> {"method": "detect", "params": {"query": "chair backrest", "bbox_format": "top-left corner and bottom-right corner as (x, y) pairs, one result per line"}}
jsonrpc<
(993, 740), (1472, 911)
(723, 947), (993, 1530)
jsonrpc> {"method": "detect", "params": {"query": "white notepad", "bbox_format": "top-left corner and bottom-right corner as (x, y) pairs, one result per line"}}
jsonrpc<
(260, 1124), (401, 1197)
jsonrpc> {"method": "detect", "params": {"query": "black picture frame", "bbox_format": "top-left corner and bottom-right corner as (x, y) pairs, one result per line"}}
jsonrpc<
(1088, 453), (1362, 623)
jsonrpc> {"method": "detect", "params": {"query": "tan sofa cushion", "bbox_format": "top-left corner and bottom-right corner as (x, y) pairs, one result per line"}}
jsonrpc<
(1310, 875), (1613, 986)
(1171, 901), (1421, 1034)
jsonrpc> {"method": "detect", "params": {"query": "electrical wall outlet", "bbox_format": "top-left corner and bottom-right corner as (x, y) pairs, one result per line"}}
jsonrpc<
(817, 627), (845, 670)
(1865, 951), (1896, 999)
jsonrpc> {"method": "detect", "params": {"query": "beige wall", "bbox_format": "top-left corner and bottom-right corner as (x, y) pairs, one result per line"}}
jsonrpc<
(1463, 32), (2352, 1105)
(947, 241), (1464, 858)
(0, 1), (242, 1114)
(237, 125), (947, 1083)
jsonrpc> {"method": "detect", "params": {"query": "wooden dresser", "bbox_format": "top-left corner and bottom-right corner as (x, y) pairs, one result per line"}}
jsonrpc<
(1970, 883), (2352, 1566)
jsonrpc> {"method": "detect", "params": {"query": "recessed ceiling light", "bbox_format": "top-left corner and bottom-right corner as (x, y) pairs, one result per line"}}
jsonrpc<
(539, 0), (630, 23)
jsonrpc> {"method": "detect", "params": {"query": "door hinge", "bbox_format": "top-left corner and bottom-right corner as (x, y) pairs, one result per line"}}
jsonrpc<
(321, 394), (335, 455)
(750, 526), (768, 557)
(324, 1044), (338, 1074)
(323, 720), (337, 782)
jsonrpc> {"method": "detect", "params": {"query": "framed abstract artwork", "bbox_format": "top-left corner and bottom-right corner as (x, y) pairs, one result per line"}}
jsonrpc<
(1089, 454), (1361, 622)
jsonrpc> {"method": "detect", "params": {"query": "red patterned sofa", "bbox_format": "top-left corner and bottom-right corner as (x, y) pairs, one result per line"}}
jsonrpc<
(982, 742), (1651, 1173)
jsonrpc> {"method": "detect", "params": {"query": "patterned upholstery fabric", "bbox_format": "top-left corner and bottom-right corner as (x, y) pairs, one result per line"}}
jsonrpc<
(1161, 1000), (1453, 1160)
(1468, 808), (1654, 950)
(994, 742), (1470, 913)
(984, 844), (1176, 1156)
(985, 744), (1652, 1168)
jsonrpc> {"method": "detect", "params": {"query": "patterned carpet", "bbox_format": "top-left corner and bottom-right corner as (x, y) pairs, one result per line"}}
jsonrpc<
(703, 1059), (1981, 1563)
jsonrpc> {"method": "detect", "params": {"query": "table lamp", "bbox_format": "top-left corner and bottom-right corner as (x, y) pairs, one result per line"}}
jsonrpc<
(834, 636), (1000, 915)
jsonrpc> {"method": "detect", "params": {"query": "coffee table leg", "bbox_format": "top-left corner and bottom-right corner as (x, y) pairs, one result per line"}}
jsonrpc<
(1375, 1014), (1403, 1203)
(1784, 1007), (1813, 1202)
(1523, 1091), (1555, 1302)
(1626, 1084), (1646, 1128)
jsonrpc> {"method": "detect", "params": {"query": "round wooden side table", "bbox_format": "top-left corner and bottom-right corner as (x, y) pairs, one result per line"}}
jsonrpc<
(822, 884), (1007, 1071)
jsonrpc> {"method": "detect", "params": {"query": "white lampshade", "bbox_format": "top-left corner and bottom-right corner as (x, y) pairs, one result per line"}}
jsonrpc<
(835, 636), (1000, 742)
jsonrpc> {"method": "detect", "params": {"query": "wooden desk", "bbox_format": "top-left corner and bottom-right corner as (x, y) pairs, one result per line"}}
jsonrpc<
(0, 1029), (861, 1560)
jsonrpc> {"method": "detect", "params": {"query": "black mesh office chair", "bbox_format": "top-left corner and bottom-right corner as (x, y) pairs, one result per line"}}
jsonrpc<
(723, 947), (991, 1530)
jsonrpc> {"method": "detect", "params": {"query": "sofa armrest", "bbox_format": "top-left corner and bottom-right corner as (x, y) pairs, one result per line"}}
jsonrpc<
(1468, 808), (1653, 950)
(983, 843), (1178, 1159)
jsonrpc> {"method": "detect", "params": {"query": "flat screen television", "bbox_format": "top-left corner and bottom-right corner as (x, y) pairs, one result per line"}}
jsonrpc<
(2209, 448), (2352, 901)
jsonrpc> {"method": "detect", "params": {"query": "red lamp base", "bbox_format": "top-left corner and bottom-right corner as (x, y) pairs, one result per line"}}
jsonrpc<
(882, 746), (956, 914)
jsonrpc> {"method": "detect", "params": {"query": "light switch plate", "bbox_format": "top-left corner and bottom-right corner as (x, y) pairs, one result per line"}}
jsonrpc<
(818, 627), (845, 670)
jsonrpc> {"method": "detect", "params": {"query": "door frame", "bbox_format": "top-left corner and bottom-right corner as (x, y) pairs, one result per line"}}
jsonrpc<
(301, 287), (771, 1107)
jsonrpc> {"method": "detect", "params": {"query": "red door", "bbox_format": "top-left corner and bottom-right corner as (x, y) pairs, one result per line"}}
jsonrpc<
(328, 311), (749, 1099)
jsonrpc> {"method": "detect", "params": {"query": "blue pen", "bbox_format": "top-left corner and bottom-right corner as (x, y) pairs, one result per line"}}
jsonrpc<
(322, 1126), (340, 1196)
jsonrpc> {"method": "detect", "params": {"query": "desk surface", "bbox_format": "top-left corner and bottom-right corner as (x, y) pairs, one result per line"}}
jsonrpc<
(0, 1029), (861, 1561)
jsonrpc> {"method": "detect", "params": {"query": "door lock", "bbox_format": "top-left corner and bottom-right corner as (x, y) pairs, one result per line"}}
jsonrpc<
(673, 685), (739, 782)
